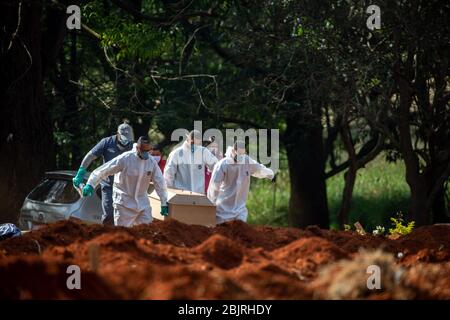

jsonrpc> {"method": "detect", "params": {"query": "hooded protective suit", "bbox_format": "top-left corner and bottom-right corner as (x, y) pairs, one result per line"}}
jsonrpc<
(86, 150), (167, 227)
(164, 142), (218, 194)
(207, 147), (274, 223)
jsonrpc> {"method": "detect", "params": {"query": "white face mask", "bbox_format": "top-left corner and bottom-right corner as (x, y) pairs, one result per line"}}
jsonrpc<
(152, 156), (161, 163)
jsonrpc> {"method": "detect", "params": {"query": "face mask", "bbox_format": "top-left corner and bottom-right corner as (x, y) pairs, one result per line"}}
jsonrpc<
(138, 151), (149, 160)
(152, 156), (161, 162)
(118, 135), (131, 147)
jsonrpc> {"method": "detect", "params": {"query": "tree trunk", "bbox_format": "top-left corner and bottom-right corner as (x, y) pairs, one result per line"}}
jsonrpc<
(393, 26), (430, 226)
(52, 31), (81, 169)
(409, 184), (431, 226)
(0, 1), (55, 223)
(285, 113), (329, 228)
(63, 32), (81, 168)
(432, 187), (449, 223)
(68, 32), (81, 167)
(338, 168), (357, 228)
(336, 121), (357, 228)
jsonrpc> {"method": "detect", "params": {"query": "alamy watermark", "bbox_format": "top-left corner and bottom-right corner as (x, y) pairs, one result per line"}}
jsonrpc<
(66, 4), (381, 34)
(366, 264), (381, 290)
(66, 264), (81, 290)
(366, 5), (381, 30)
(171, 121), (279, 173)
(66, 5), (81, 30)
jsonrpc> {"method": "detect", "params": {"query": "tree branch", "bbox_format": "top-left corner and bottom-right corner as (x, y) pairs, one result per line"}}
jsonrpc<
(109, 0), (215, 26)
(325, 134), (384, 179)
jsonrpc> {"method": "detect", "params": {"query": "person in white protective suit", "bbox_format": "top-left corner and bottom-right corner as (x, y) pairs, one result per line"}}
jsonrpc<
(82, 136), (168, 227)
(207, 141), (275, 224)
(164, 130), (218, 194)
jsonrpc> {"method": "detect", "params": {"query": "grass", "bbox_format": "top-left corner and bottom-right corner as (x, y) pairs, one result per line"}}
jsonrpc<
(247, 154), (410, 231)
(247, 166), (291, 227)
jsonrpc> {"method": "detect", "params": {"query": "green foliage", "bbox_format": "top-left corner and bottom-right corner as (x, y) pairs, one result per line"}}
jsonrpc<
(83, 1), (171, 61)
(389, 213), (415, 236)
(53, 130), (73, 146)
(100, 22), (170, 61)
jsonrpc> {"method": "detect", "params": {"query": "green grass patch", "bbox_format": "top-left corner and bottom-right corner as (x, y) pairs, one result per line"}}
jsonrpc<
(247, 155), (410, 231)
(247, 165), (290, 227)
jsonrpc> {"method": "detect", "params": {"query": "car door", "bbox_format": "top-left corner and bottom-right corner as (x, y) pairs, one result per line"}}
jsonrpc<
(21, 177), (83, 225)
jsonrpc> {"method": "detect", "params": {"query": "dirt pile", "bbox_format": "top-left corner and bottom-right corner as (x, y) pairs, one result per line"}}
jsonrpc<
(0, 256), (121, 299)
(196, 234), (244, 269)
(0, 219), (449, 299)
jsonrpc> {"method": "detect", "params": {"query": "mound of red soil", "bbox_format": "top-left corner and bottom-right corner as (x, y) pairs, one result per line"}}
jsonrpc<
(213, 220), (312, 251)
(0, 219), (449, 299)
(273, 236), (350, 264)
(0, 220), (115, 255)
(196, 234), (244, 269)
(132, 219), (212, 247)
(0, 256), (122, 299)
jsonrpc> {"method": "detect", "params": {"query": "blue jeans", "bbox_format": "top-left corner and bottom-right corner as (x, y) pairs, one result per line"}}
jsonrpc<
(101, 185), (114, 226)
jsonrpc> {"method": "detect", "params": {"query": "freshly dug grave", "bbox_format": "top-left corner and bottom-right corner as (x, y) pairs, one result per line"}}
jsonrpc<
(0, 219), (449, 299)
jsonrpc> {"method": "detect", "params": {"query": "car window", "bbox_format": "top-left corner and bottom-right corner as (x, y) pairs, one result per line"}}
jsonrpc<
(28, 178), (80, 204)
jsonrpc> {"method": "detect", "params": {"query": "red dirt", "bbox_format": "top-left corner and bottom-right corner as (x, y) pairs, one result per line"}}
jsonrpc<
(0, 219), (449, 299)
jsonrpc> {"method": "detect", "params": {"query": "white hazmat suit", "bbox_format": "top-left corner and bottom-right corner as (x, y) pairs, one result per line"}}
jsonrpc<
(164, 142), (218, 194)
(86, 150), (168, 227)
(207, 147), (274, 223)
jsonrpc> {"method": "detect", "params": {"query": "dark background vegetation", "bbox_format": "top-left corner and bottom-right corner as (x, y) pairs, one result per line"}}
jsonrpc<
(1, 0), (449, 229)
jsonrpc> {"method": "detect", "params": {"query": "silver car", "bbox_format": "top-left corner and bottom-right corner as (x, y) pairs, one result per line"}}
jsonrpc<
(19, 171), (103, 230)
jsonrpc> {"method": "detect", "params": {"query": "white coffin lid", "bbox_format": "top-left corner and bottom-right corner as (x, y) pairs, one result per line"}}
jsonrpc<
(149, 185), (215, 207)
